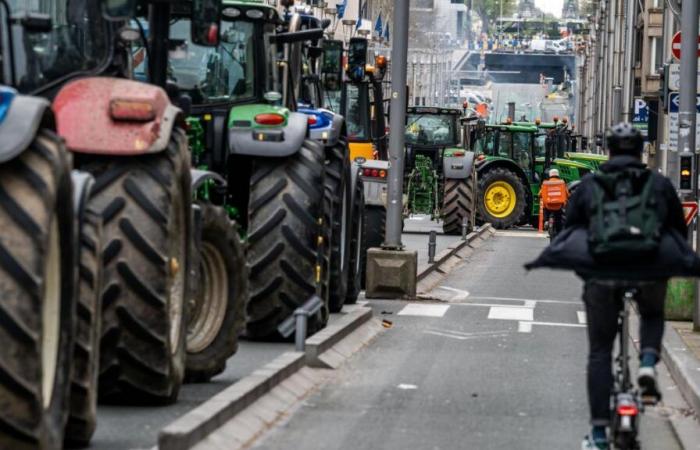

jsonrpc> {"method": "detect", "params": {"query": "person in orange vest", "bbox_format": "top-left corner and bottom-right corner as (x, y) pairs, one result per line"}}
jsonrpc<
(540, 168), (569, 236)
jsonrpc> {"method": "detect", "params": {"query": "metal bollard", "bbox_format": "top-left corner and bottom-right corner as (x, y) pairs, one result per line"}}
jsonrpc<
(428, 230), (437, 263)
(294, 309), (308, 352)
(461, 216), (468, 240)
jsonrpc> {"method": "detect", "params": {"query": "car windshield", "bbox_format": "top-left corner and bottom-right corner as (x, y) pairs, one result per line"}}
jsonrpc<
(166, 18), (255, 105)
(405, 113), (457, 146)
(2, 0), (108, 92)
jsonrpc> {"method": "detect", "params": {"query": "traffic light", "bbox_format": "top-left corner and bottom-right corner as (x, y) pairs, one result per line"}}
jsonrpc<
(679, 153), (694, 193)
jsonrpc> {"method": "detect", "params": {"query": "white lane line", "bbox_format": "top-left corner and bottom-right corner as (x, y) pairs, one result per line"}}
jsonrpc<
(517, 320), (587, 333)
(397, 303), (450, 317)
(397, 384), (418, 390)
(425, 328), (511, 338)
(469, 296), (580, 305)
(437, 286), (470, 300)
(424, 330), (511, 340)
(495, 231), (548, 238)
(577, 311), (587, 324)
(488, 306), (534, 321)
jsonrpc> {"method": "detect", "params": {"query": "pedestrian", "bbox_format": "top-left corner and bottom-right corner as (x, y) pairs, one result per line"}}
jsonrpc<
(526, 122), (700, 449)
(540, 168), (568, 238)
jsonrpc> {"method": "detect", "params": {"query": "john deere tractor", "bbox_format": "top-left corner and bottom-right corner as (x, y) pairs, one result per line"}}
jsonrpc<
(403, 107), (477, 235)
(166, 0), (336, 339)
(469, 120), (601, 229)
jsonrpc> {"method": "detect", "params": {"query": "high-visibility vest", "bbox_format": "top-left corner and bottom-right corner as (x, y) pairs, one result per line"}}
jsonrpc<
(540, 177), (569, 211)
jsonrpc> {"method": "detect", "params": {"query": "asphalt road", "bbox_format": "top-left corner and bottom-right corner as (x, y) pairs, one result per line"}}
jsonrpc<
(402, 215), (463, 267)
(90, 227), (440, 450)
(251, 231), (685, 450)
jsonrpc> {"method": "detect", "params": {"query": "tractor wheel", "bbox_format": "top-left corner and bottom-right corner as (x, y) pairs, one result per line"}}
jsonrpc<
(441, 171), (476, 235)
(325, 142), (352, 313)
(361, 205), (385, 289)
(0, 131), (75, 450)
(80, 129), (191, 404)
(345, 177), (365, 304)
(246, 139), (328, 339)
(185, 202), (247, 382)
(64, 208), (103, 447)
(477, 167), (526, 229)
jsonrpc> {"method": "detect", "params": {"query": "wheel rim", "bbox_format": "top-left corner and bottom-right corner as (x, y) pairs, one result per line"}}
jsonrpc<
(484, 181), (517, 219)
(42, 216), (61, 410)
(187, 242), (228, 353)
(340, 186), (349, 271)
(168, 195), (186, 354)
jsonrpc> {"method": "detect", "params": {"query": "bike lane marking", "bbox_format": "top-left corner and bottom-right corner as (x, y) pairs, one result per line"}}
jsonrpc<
(397, 303), (450, 317)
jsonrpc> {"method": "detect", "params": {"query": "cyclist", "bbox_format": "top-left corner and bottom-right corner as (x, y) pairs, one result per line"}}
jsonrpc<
(540, 168), (568, 237)
(563, 123), (686, 449)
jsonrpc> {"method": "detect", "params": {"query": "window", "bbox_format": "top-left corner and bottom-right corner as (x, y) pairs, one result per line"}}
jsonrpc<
(167, 19), (256, 105)
(405, 114), (457, 146)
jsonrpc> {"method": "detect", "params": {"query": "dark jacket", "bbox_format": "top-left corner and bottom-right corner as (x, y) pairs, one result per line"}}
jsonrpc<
(525, 155), (700, 280)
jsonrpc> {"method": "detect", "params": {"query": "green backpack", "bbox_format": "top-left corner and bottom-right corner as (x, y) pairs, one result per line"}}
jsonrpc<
(588, 168), (661, 262)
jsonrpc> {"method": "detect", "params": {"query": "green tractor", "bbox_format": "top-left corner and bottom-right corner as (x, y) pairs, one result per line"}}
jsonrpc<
(166, 0), (340, 339)
(404, 107), (477, 234)
(469, 120), (602, 228)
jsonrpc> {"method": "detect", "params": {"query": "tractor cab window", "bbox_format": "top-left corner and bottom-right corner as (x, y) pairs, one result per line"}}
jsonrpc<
(405, 114), (457, 146)
(535, 134), (546, 158)
(345, 83), (370, 140)
(512, 132), (532, 170)
(324, 89), (341, 112)
(4, 0), (108, 93)
(167, 19), (255, 105)
(474, 129), (496, 155)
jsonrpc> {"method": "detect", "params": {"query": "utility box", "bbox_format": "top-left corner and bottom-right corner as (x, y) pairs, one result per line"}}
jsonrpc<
(666, 278), (694, 321)
(365, 248), (417, 299)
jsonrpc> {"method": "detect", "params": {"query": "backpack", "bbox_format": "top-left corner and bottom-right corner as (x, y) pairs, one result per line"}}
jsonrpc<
(588, 168), (661, 262)
(542, 179), (568, 211)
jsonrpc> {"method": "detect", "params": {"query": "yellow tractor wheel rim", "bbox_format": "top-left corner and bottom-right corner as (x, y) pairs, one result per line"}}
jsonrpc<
(484, 181), (517, 218)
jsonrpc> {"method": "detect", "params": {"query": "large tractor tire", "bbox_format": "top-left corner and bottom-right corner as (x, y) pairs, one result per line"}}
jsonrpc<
(361, 205), (385, 289)
(64, 209), (102, 446)
(80, 130), (191, 404)
(325, 142), (352, 313)
(441, 171), (476, 235)
(185, 202), (247, 382)
(345, 177), (365, 304)
(246, 139), (329, 339)
(477, 167), (526, 229)
(0, 131), (75, 450)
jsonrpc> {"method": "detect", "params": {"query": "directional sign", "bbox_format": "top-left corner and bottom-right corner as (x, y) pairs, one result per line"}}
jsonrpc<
(667, 92), (700, 151)
(671, 32), (700, 61)
(683, 201), (698, 226)
(668, 63), (700, 92)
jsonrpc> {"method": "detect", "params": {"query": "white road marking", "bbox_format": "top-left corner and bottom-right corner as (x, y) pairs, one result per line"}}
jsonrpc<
(424, 330), (511, 340)
(435, 286), (470, 301)
(426, 328), (511, 338)
(468, 296), (580, 305)
(357, 300), (368, 305)
(523, 300), (537, 308)
(495, 231), (548, 238)
(397, 384), (418, 390)
(517, 320), (587, 333)
(397, 303), (450, 317)
(577, 311), (587, 324)
(488, 306), (534, 321)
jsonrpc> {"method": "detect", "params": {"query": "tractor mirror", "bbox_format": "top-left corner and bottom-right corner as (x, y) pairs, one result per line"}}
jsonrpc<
(191, 0), (222, 47)
(321, 40), (343, 75)
(347, 38), (367, 82)
(102, 0), (137, 20)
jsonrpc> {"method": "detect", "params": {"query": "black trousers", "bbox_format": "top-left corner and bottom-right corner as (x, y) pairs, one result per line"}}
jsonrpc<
(582, 280), (667, 425)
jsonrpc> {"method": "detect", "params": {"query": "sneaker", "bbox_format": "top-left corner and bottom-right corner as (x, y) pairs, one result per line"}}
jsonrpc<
(638, 366), (661, 404)
(581, 435), (609, 450)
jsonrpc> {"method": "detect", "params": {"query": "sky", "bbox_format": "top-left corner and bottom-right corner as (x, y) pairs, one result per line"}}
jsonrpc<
(535, 0), (563, 18)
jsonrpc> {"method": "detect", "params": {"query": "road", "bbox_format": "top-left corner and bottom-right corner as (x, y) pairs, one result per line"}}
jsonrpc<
(90, 225), (442, 450)
(251, 231), (685, 450)
(403, 215), (462, 267)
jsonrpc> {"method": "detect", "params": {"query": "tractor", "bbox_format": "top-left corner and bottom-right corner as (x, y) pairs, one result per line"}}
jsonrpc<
(165, 0), (337, 339)
(403, 106), (477, 235)
(469, 120), (603, 229)
(340, 37), (389, 286)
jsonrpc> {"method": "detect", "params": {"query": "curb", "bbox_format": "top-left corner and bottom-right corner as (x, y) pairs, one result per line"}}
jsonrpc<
(305, 307), (372, 368)
(159, 352), (305, 450)
(416, 223), (494, 282)
(661, 323), (700, 416)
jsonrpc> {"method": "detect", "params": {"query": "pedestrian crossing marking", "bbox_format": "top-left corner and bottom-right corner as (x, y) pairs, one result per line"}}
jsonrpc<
(397, 303), (450, 317)
(517, 321), (587, 333)
(577, 311), (587, 324)
(487, 306), (533, 321)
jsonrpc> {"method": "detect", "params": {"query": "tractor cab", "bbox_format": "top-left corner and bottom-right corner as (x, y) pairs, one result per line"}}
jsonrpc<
(341, 37), (388, 162)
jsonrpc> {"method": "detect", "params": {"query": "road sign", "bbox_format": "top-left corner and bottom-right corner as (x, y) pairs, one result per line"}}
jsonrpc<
(668, 63), (700, 92)
(666, 92), (700, 151)
(632, 98), (648, 137)
(671, 32), (700, 61)
(683, 201), (698, 226)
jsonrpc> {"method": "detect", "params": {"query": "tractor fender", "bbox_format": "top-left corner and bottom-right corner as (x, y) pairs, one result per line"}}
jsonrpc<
(477, 158), (533, 205)
(443, 151), (475, 179)
(191, 169), (227, 191)
(0, 92), (53, 164)
(228, 111), (308, 157)
(567, 179), (582, 193)
(53, 77), (181, 155)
